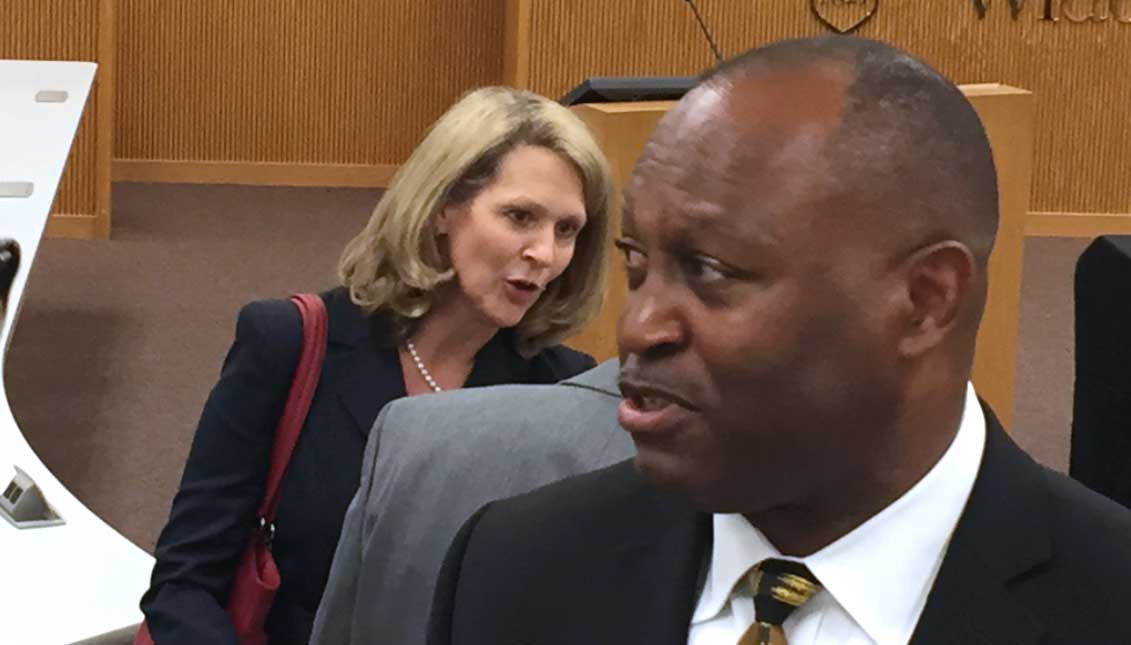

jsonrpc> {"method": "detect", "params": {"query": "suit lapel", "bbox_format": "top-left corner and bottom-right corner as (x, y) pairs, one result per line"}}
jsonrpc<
(910, 408), (1050, 645)
(320, 290), (405, 439)
(600, 480), (711, 645)
(331, 342), (403, 439)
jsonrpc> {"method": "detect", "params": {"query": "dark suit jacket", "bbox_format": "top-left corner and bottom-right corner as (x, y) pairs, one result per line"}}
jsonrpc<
(429, 409), (1131, 644)
(140, 287), (594, 645)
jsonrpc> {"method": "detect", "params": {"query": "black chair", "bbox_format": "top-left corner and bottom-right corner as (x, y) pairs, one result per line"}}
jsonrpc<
(1071, 235), (1131, 508)
(0, 239), (19, 315)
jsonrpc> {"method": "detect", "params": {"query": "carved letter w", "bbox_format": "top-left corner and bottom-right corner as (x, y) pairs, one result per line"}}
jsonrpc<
(973, 0), (1028, 18)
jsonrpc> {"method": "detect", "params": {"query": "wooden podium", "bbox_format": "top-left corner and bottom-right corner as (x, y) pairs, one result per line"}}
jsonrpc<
(563, 101), (675, 366)
(566, 84), (1033, 428)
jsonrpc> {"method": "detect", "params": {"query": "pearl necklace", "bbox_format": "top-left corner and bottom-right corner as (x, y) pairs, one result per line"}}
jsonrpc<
(405, 339), (443, 393)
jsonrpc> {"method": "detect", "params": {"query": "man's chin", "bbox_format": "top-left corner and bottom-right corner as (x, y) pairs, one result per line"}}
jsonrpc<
(632, 451), (772, 514)
(632, 452), (718, 507)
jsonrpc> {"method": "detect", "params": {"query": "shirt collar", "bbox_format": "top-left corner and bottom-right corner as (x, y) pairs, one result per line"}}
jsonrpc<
(691, 513), (780, 624)
(693, 383), (986, 643)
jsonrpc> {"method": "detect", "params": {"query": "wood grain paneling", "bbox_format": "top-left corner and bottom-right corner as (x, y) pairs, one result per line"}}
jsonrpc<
(112, 159), (399, 187)
(1, 0), (112, 238)
(522, 0), (1131, 214)
(115, 1), (505, 169)
(504, 0), (533, 87)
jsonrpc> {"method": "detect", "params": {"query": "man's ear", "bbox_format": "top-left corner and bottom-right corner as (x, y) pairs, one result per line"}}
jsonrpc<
(897, 241), (976, 358)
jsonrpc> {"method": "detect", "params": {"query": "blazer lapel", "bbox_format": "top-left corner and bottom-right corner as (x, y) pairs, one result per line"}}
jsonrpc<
(910, 541), (1046, 645)
(321, 290), (405, 439)
(602, 487), (711, 645)
(910, 408), (1050, 645)
(331, 342), (403, 439)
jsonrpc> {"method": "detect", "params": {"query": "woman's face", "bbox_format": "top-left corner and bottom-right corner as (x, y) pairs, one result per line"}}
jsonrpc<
(438, 144), (588, 329)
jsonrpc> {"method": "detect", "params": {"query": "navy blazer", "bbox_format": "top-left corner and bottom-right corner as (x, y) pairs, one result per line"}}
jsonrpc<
(141, 287), (594, 645)
(429, 407), (1131, 644)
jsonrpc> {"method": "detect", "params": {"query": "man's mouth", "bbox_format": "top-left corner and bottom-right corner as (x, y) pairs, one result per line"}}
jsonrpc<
(617, 380), (699, 436)
(632, 394), (670, 412)
(618, 380), (699, 413)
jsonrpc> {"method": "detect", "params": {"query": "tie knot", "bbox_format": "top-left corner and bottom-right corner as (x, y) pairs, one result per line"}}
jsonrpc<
(748, 559), (822, 626)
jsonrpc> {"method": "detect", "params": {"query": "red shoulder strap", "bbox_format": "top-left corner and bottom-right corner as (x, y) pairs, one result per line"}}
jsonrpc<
(256, 293), (328, 522)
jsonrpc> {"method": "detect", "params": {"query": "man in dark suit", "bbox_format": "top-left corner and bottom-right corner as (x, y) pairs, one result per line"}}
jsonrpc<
(427, 36), (1131, 645)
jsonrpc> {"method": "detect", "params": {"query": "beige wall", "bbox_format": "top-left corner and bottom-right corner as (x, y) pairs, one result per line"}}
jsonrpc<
(9, 1), (1129, 235)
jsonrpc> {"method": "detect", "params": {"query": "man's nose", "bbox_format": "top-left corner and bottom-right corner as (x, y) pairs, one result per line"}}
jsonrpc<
(617, 282), (686, 359)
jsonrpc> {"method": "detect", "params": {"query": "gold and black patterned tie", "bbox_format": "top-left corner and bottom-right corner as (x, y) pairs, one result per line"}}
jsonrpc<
(736, 558), (822, 645)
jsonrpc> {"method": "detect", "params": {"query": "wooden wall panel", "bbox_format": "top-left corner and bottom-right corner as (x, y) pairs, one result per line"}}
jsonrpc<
(115, 1), (505, 168)
(1, 0), (110, 237)
(524, 0), (1131, 214)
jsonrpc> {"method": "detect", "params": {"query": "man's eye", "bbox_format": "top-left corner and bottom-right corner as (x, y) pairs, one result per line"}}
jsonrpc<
(615, 240), (645, 268)
(614, 241), (646, 289)
(682, 256), (727, 282)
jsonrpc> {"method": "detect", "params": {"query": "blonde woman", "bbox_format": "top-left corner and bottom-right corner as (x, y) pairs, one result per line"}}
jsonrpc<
(140, 86), (614, 645)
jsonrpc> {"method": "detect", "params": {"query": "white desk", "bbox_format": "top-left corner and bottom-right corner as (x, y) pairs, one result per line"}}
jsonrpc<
(0, 60), (153, 645)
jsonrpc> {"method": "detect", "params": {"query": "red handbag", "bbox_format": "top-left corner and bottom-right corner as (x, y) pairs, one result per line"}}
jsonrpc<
(135, 293), (328, 645)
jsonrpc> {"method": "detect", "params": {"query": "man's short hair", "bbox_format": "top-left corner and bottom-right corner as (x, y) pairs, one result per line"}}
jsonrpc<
(703, 37), (999, 263)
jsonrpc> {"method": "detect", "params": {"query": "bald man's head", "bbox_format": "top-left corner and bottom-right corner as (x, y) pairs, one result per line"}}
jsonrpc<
(700, 37), (999, 266)
(616, 38), (999, 523)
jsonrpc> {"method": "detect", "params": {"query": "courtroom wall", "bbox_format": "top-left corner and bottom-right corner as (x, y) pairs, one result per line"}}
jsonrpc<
(515, 0), (1131, 215)
(114, 1), (505, 178)
(16, 1), (1122, 216)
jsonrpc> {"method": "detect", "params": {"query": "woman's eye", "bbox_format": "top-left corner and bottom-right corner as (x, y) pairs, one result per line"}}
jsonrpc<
(506, 208), (533, 224)
(556, 220), (582, 239)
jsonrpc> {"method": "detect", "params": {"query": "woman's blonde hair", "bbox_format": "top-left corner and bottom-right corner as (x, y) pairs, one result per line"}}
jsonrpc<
(338, 86), (614, 357)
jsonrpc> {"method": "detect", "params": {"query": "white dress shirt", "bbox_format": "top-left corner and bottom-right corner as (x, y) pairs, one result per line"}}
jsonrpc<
(688, 383), (986, 645)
